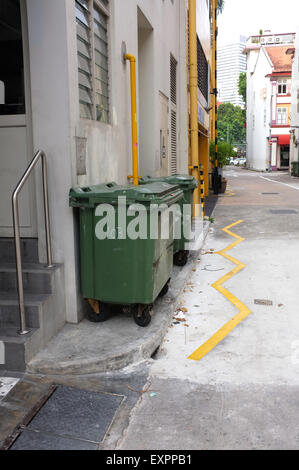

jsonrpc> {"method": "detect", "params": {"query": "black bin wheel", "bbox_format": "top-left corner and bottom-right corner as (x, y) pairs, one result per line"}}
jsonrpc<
(133, 305), (152, 327)
(87, 301), (111, 323)
(159, 280), (170, 297)
(174, 250), (189, 267)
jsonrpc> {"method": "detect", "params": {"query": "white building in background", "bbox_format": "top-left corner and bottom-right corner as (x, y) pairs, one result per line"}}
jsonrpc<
(217, 35), (247, 108)
(244, 32), (295, 171)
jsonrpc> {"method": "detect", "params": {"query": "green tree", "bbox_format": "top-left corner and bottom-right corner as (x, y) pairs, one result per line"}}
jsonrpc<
(238, 72), (247, 105)
(209, 140), (235, 168)
(217, 102), (246, 145)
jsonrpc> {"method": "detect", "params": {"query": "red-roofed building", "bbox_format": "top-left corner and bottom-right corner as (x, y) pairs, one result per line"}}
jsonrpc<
(244, 33), (295, 171)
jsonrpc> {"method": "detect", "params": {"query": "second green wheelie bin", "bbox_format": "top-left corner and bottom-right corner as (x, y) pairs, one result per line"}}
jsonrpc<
(139, 175), (198, 266)
(70, 182), (183, 327)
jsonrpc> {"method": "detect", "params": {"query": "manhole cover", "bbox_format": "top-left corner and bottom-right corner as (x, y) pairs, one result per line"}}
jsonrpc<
(6, 386), (124, 450)
(254, 299), (273, 306)
(270, 209), (298, 214)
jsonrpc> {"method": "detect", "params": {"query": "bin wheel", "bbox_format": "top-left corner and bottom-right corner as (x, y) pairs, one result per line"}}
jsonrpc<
(133, 305), (152, 327)
(174, 250), (189, 267)
(87, 299), (111, 323)
(159, 281), (170, 297)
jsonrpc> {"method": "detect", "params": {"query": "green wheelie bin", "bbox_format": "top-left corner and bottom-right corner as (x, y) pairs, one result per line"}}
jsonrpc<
(139, 175), (198, 266)
(70, 182), (183, 327)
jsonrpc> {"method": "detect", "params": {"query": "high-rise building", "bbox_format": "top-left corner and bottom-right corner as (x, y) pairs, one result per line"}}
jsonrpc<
(218, 36), (247, 108)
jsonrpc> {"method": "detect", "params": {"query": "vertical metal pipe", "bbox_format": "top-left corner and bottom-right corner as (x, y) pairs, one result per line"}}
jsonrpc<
(41, 153), (54, 267)
(188, 0), (200, 217)
(125, 54), (139, 186)
(212, 0), (220, 195)
(214, 1), (218, 169)
(12, 193), (28, 335)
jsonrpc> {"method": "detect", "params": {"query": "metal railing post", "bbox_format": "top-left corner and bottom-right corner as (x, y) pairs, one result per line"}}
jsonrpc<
(12, 150), (54, 335)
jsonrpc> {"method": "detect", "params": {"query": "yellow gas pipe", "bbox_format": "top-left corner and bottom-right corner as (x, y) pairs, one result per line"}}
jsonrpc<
(188, 0), (200, 217)
(125, 54), (139, 186)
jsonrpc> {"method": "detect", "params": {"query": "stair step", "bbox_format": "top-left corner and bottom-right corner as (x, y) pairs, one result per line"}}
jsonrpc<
(0, 293), (51, 328)
(0, 238), (39, 263)
(0, 260), (66, 373)
(0, 327), (39, 372)
(0, 263), (59, 295)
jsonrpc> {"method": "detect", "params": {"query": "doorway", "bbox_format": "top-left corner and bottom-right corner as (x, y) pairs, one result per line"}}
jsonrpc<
(0, 0), (36, 238)
(280, 145), (290, 168)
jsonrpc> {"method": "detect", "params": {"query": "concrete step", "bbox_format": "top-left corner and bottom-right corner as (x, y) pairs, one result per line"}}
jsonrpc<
(0, 263), (58, 294)
(0, 327), (40, 372)
(0, 263), (66, 372)
(0, 293), (51, 329)
(0, 238), (39, 263)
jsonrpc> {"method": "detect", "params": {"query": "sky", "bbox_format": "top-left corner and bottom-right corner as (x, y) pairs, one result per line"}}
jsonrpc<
(218, 0), (299, 46)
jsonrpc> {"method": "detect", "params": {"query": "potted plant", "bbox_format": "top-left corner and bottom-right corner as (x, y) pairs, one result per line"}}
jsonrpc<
(209, 141), (235, 193)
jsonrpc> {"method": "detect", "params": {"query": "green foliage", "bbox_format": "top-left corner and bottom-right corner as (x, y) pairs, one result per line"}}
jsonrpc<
(217, 102), (246, 145)
(238, 72), (247, 105)
(209, 140), (235, 168)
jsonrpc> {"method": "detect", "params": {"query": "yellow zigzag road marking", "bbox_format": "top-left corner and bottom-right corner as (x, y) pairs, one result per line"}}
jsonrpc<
(188, 220), (251, 361)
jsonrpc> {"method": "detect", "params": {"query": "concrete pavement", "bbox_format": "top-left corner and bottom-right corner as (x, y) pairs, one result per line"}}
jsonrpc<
(3, 167), (299, 450)
(118, 167), (299, 450)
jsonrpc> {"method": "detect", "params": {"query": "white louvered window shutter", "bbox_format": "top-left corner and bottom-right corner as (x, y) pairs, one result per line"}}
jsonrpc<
(170, 54), (178, 175)
(76, 0), (110, 123)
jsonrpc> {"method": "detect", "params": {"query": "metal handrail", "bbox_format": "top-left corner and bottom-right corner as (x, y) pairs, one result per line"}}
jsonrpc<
(12, 150), (54, 335)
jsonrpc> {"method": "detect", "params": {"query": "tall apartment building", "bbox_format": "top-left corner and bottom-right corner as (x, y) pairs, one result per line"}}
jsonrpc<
(218, 36), (247, 108)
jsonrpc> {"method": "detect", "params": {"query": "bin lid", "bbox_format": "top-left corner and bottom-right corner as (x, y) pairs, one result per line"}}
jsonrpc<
(139, 174), (198, 189)
(70, 182), (183, 208)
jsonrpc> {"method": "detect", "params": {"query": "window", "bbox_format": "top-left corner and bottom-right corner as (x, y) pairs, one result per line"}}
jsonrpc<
(197, 37), (209, 102)
(277, 107), (287, 125)
(278, 79), (287, 95)
(76, 0), (110, 123)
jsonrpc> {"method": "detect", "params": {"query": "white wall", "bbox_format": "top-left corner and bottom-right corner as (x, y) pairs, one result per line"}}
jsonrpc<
(26, 0), (78, 323)
(246, 47), (272, 170)
(26, 0), (189, 323)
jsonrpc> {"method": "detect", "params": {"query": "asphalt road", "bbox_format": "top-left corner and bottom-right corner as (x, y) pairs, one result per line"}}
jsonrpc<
(118, 167), (299, 450)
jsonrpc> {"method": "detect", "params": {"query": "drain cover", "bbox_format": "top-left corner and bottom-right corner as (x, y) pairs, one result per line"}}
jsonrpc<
(8, 386), (124, 450)
(270, 209), (298, 214)
(254, 299), (273, 306)
(262, 192), (280, 195)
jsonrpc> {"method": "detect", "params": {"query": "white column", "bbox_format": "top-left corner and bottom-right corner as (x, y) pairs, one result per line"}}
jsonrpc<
(271, 142), (277, 166)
